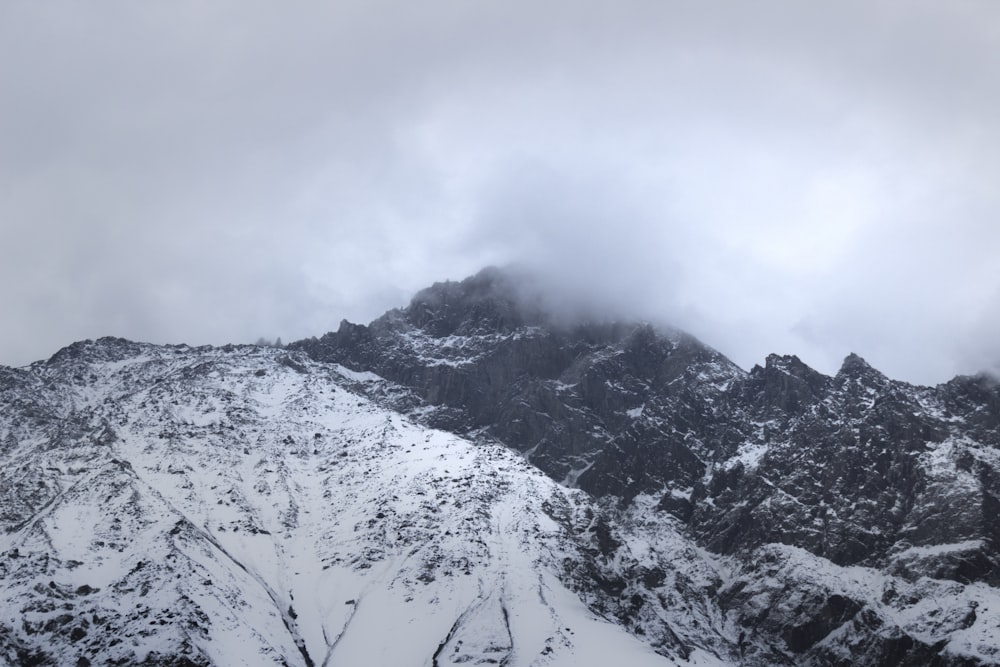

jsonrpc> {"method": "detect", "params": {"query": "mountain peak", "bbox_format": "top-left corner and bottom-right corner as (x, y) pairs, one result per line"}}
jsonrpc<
(44, 336), (151, 367)
(403, 266), (547, 337)
(8, 267), (1000, 667)
(745, 353), (829, 415)
(840, 351), (869, 369)
(764, 353), (809, 371)
(409, 266), (520, 306)
(836, 352), (886, 382)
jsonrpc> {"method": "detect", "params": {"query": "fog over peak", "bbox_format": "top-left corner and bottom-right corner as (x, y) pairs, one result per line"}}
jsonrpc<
(2, 0), (999, 385)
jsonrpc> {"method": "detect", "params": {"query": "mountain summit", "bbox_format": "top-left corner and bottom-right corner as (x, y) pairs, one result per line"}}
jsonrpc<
(293, 267), (743, 497)
(2, 268), (999, 666)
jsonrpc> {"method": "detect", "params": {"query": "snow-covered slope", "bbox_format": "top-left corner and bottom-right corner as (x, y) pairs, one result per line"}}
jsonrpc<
(5, 269), (1000, 666)
(721, 543), (1000, 666)
(291, 267), (1000, 666)
(0, 340), (732, 666)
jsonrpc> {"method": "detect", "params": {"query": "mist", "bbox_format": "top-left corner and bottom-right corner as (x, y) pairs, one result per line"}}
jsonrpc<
(2, 0), (999, 384)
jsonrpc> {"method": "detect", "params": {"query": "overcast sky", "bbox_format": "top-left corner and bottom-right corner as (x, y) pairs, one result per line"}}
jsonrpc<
(2, 1), (999, 384)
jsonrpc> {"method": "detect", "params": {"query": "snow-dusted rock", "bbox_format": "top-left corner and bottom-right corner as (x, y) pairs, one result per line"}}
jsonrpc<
(0, 340), (730, 666)
(4, 267), (1000, 666)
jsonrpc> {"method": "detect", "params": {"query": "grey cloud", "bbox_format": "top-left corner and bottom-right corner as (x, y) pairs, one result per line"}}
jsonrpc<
(2, 1), (999, 383)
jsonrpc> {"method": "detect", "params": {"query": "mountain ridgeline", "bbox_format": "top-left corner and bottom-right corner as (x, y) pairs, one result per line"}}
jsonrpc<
(293, 267), (1000, 577)
(2, 266), (999, 666)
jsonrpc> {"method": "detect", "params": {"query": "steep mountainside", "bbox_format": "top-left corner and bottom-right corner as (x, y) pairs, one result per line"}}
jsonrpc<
(292, 267), (1000, 666)
(0, 339), (733, 667)
(2, 267), (999, 666)
(293, 267), (744, 500)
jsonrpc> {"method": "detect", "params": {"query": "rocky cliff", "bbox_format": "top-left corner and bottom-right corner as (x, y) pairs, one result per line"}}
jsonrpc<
(2, 267), (999, 666)
(292, 266), (1000, 666)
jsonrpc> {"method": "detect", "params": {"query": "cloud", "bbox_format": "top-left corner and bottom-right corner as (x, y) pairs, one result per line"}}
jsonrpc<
(1, 0), (999, 383)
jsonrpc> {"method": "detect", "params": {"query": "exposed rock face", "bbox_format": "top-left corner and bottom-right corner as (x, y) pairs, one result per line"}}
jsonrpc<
(292, 266), (1000, 665)
(3, 267), (1000, 666)
(692, 351), (1000, 583)
(292, 269), (744, 503)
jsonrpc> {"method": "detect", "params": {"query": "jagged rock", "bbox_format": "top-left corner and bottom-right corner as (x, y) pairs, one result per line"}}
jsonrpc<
(3, 267), (1000, 666)
(290, 267), (1000, 664)
(292, 269), (744, 500)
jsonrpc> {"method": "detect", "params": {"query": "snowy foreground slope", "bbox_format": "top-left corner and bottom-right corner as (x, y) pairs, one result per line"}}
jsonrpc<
(0, 340), (730, 666)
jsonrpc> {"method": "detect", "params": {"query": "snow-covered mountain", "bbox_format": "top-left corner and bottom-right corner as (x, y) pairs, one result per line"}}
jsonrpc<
(0, 339), (732, 666)
(293, 267), (1000, 666)
(2, 267), (999, 666)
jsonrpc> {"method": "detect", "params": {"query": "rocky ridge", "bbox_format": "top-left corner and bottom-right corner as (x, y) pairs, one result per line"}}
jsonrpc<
(1, 266), (999, 665)
(0, 339), (733, 666)
(292, 266), (1000, 665)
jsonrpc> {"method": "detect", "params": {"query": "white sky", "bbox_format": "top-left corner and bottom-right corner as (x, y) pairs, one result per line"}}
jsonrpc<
(2, 0), (999, 384)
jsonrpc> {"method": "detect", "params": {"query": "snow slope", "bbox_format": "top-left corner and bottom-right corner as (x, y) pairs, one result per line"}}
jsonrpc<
(5, 321), (999, 666)
(0, 341), (729, 666)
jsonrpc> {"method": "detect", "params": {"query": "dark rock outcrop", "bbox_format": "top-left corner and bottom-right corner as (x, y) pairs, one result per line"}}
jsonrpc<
(5, 267), (999, 667)
(291, 266), (1000, 666)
